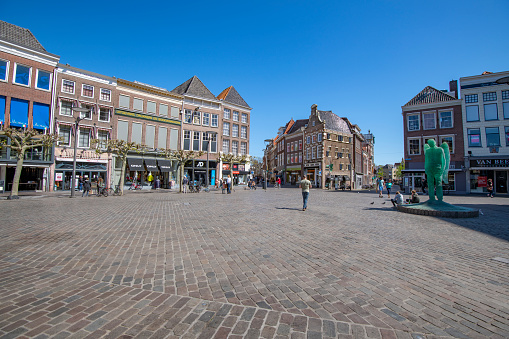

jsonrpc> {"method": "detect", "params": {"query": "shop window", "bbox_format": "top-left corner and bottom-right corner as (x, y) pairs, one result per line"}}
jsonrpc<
(439, 111), (453, 128)
(484, 103), (498, 121)
(466, 105), (479, 122)
(467, 128), (481, 147)
(0, 59), (8, 82)
(485, 127), (500, 147)
(183, 130), (191, 150)
(408, 138), (420, 155)
(407, 114), (420, 131)
(422, 112), (436, 130)
(82, 84), (94, 98)
(100, 88), (111, 102)
(14, 63), (31, 86)
(36, 70), (51, 90)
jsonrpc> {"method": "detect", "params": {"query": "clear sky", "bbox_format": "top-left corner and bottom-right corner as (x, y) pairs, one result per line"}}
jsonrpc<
(3, 1), (508, 165)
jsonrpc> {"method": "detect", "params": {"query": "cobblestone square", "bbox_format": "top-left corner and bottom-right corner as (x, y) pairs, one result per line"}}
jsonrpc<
(0, 189), (508, 338)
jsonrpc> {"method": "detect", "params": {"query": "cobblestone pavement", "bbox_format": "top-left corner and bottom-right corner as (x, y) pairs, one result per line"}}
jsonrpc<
(0, 188), (508, 339)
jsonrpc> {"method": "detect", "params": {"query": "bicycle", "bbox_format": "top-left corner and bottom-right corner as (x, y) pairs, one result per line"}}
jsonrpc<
(103, 185), (122, 197)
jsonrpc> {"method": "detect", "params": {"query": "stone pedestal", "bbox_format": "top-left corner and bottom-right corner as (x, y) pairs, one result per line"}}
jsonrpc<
(397, 200), (479, 218)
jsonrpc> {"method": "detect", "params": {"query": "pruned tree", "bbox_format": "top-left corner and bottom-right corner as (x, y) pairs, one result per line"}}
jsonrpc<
(0, 128), (59, 199)
(91, 139), (143, 196)
(395, 159), (405, 181)
(162, 149), (204, 193)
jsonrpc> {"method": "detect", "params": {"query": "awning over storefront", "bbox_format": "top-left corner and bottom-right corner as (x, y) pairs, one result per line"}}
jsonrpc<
(127, 158), (143, 171)
(158, 160), (172, 172)
(144, 158), (158, 171)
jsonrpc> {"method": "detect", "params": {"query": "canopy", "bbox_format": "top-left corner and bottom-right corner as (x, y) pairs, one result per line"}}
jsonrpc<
(144, 158), (158, 171)
(127, 158), (143, 171)
(157, 160), (172, 172)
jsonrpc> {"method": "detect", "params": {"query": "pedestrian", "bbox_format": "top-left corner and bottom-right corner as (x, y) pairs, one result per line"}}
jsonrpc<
(487, 178), (494, 198)
(391, 191), (404, 207)
(386, 179), (393, 198)
(182, 176), (188, 194)
(97, 177), (104, 195)
(277, 177), (281, 189)
(226, 175), (232, 194)
(299, 175), (312, 211)
(378, 177), (384, 198)
(78, 175), (83, 191)
(82, 178), (91, 197)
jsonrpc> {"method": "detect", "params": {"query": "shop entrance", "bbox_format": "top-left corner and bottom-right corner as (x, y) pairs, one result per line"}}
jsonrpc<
(496, 171), (507, 194)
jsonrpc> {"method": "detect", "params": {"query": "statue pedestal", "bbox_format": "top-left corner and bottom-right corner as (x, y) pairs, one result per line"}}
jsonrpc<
(397, 200), (479, 218)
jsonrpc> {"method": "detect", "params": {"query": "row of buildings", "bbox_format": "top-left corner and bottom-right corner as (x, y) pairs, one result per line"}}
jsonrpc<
(263, 104), (375, 189)
(401, 71), (509, 195)
(0, 21), (252, 192)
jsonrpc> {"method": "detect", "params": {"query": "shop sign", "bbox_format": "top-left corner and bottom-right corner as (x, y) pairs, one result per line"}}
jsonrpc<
(477, 176), (487, 187)
(239, 165), (245, 171)
(59, 149), (101, 160)
(196, 161), (205, 167)
(222, 164), (230, 170)
(233, 171), (240, 174)
(470, 158), (509, 168)
(55, 173), (63, 181)
(232, 164), (239, 171)
(304, 162), (319, 168)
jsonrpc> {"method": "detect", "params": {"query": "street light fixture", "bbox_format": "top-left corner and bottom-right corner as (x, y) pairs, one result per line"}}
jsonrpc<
(70, 107), (90, 198)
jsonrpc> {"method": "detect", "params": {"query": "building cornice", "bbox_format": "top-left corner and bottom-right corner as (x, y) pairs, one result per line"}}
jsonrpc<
(117, 78), (183, 100)
(401, 99), (462, 113)
(0, 40), (59, 66)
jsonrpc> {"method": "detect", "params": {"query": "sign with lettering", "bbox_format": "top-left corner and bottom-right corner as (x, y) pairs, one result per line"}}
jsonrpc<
(196, 161), (204, 167)
(470, 158), (509, 168)
(55, 173), (63, 181)
(115, 109), (181, 126)
(477, 176), (487, 187)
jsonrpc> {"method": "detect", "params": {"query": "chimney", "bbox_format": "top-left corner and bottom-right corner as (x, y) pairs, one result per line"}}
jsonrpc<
(449, 80), (458, 98)
(311, 104), (317, 116)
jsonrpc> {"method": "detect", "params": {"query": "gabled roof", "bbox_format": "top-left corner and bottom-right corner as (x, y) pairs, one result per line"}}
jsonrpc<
(217, 86), (250, 108)
(171, 76), (217, 101)
(317, 110), (351, 134)
(0, 20), (47, 53)
(404, 86), (457, 107)
(287, 119), (308, 134)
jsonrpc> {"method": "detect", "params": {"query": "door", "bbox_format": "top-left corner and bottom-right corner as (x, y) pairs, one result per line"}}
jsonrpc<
(495, 171), (507, 193)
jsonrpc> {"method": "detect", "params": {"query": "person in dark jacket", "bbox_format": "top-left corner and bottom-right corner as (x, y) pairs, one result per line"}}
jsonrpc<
(408, 190), (420, 204)
(82, 178), (91, 197)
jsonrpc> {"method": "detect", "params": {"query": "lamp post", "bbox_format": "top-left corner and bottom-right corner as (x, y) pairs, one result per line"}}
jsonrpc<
(263, 139), (272, 189)
(70, 107), (89, 198)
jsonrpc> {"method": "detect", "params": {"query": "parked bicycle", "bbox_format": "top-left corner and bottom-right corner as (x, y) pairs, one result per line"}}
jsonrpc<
(97, 185), (122, 197)
(128, 182), (142, 190)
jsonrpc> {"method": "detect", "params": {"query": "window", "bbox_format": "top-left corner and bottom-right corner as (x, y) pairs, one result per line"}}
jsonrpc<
(505, 127), (509, 146)
(241, 142), (247, 155)
(467, 128), (481, 147)
(203, 112), (210, 126)
(465, 94), (478, 103)
(439, 111), (453, 128)
(80, 104), (93, 120)
(505, 102), (509, 120)
(440, 136), (454, 153)
(312, 147), (316, 159)
(241, 113), (248, 123)
(170, 106), (179, 118)
(407, 114), (420, 131)
(340, 164), (343, 170)
(338, 135), (343, 142)
(233, 111), (239, 121)
(484, 103), (498, 121)
(232, 124), (239, 137)
(62, 79), (75, 94)
(184, 109), (192, 123)
(99, 107), (110, 122)
(159, 104), (168, 117)
(119, 94), (129, 109)
(306, 136), (310, 144)
(58, 125), (71, 146)
(202, 132), (209, 151)
(193, 110), (201, 124)
(241, 125), (247, 139)
(60, 100), (73, 116)
(133, 98), (143, 112)
(291, 142), (294, 151)
(287, 144), (290, 152)
(210, 133), (217, 153)
(299, 153), (302, 163)
(312, 135), (316, 143)
(466, 105), (480, 122)
(0, 59), (8, 81)
(145, 125), (155, 149)
(100, 89), (111, 102)
(223, 122), (230, 136)
(486, 127), (500, 147)
(211, 114), (218, 127)
(159, 127), (168, 149)
(306, 148), (310, 160)
(78, 127), (90, 148)
(97, 130), (109, 149)
(36, 70), (51, 90)
(193, 131), (200, 151)
(327, 133), (331, 139)
(483, 92), (497, 102)
(147, 101), (157, 114)
(232, 140), (238, 155)
(14, 64), (31, 86)
(183, 130), (191, 150)
(82, 84), (94, 98)
(318, 133), (323, 142)
(408, 138), (420, 155)
(286, 154), (290, 164)
(502, 91), (509, 100)
(222, 139), (229, 153)
(223, 108), (230, 119)
(117, 120), (128, 141)
(422, 112), (436, 130)
(131, 123), (142, 144)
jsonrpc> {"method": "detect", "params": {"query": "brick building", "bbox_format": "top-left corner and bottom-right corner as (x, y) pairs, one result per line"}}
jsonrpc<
(0, 20), (59, 192)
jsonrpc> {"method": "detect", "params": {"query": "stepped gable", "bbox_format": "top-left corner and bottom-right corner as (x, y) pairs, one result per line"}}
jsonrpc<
(0, 20), (47, 52)
(171, 76), (217, 101)
(217, 86), (250, 108)
(404, 86), (457, 107)
(317, 110), (350, 133)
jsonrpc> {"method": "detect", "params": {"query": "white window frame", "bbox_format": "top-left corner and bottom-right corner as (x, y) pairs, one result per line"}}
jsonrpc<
(79, 103), (94, 120)
(193, 110), (201, 125)
(78, 127), (91, 149)
(224, 108), (230, 120)
(58, 124), (71, 146)
(119, 94), (130, 109)
(232, 140), (238, 155)
(81, 84), (94, 98)
(0, 59), (9, 82)
(422, 111), (436, 130)
(59, 99), (73, 116)
(223, 122), (230, 136)
(408, 137), (421, 155)
(240, 142), (247, 155)
(35, 69), (51, 91)
(133, 97), (143, 112)
(98, 107), (111, 122)
(183, 130), (191, 151)
(241, 125), (247, 139)
(232, 124), (239, 137)
(13, 63), (31, 87)
(62, 79), (75, 94)
(96, 129), (110, 149)
(241, 113), (248, 123)
(439, 135), (455, 154)
(202, 112), (210, 126)
(439, 110), (453, 129)
(318, 133), (323, 142)
(100, 88), (111, 102)
(466, 105), (480, 122)
(407, 113), (420, 131)
(233, 111), (239, 121)
(211, 114), (218, 127)
(147, 100), (157, 115)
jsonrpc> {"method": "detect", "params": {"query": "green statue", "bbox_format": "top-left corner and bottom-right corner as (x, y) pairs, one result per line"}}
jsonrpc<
(424, 139), (450, 202)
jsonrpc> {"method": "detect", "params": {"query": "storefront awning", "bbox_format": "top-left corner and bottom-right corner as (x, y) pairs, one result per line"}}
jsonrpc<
(144, 158), (158, 171)
(127, 158), (144, 171)
(158, 160), (172, 172)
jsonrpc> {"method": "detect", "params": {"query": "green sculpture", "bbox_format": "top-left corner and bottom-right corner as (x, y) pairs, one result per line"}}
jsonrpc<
(424, 139), (450, 201)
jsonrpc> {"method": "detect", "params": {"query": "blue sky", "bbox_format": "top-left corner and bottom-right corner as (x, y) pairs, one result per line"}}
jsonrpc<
(4, 1), (508, 165)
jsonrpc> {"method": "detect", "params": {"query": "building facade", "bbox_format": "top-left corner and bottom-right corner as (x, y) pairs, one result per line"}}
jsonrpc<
(401, 81), (466, 194)
(461, 71), (509, 195)
(0, 20), (60, 192)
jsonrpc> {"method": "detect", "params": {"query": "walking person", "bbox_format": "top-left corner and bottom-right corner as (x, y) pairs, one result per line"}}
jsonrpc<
(182, 176), (189, 194)
(78, 176), (84, 191)
(299, 175), (312, 211)
(226, 175), (232, 194)
(487, 178), (494, 198)
(82, 178), (91, 197)
(378, 177), (385, 198)
(277, 177), (281, 189)
(386, 179), (393, 198)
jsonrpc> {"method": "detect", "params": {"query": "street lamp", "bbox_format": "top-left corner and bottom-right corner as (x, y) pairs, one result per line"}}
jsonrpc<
(263, 139), (272, 189)
(70, 107), (90, 198)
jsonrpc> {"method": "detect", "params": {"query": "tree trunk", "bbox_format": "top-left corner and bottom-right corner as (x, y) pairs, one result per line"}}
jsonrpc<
(179, 161), (184, 193)
(9, 149), (26, 199)
(118, 156), (126, 196)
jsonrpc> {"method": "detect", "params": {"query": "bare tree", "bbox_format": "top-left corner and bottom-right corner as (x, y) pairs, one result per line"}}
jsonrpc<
(91, 139), (143, 196)
(0, 128), (59, 199)
(162, 149), (204, 193)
